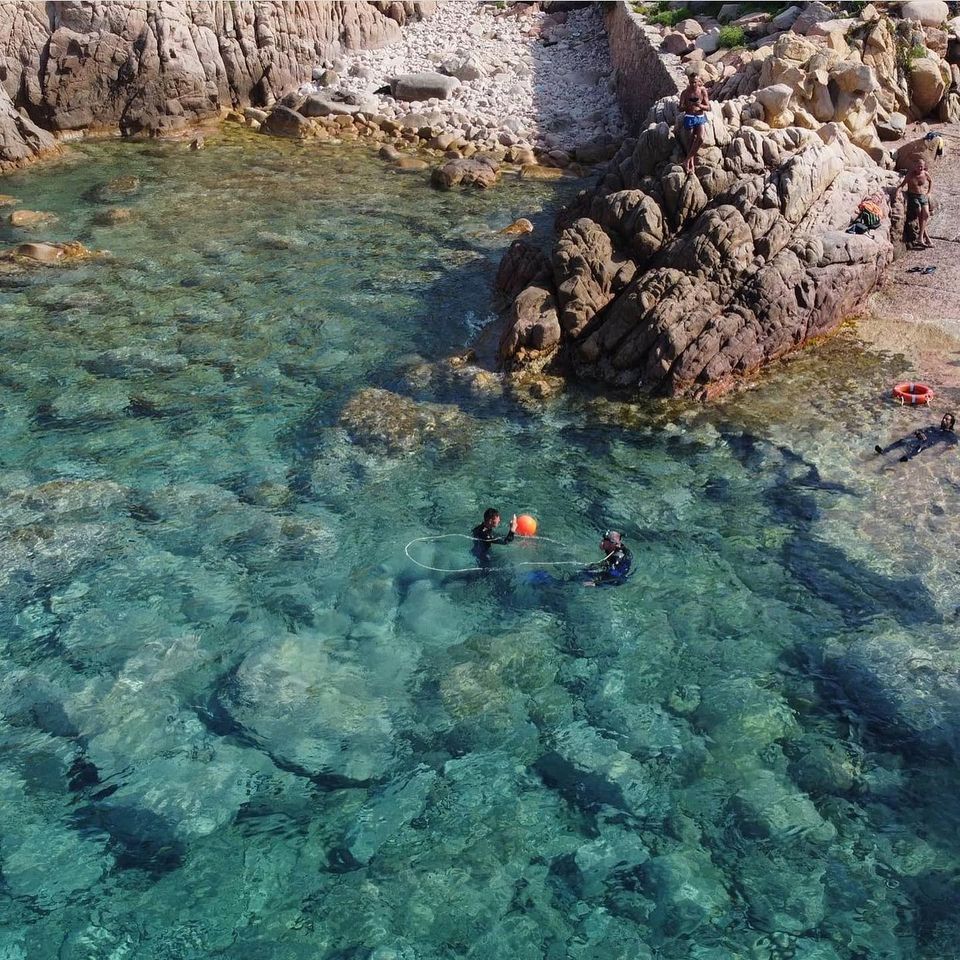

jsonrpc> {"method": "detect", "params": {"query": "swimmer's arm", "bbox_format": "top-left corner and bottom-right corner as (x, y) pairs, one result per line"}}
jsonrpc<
(492, 516), (518, 545)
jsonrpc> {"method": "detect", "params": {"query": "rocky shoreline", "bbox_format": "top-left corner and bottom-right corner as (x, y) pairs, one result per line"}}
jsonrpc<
(6, 1), (960, 400)
(231, 1), (626, 189)
(0, 1), (436, 172)
(495, 1), (960, 398)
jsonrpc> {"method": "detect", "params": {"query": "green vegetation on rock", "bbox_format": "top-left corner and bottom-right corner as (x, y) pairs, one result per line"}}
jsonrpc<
(718, 25), (747, 48)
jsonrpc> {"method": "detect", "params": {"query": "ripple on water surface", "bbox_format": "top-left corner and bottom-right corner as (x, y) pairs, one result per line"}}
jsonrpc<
(1, 133), (959, 959)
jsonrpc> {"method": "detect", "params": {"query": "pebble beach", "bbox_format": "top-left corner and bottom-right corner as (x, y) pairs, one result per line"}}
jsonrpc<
(302, 1), (625, 153)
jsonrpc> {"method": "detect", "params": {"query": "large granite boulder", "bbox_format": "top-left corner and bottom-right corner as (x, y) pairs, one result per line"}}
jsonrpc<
(909, 56), (949, 116)
(392, 72), (461, 101)
(262, 105), (312, 139)
(0, 1), (436, 168)
(498, 92), (898, 398)
(498, 283), (562, 371)
(900, 1), (949, 27)
(495, 239), (552, 304)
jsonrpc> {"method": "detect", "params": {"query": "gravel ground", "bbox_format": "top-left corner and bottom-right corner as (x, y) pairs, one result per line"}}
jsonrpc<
(302, 1), (624, 152)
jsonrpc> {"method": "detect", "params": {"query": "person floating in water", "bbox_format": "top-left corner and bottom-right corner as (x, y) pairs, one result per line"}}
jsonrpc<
(583, 530), (633, 587)
(472, 507), (517, 564)
(875, 413), (956, 462)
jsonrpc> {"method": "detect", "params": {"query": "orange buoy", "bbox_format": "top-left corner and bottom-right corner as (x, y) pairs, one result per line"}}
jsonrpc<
(515, 514), (537, 537)
(893, 382), (933, 405)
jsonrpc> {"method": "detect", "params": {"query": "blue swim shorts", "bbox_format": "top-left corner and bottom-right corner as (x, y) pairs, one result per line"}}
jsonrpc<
(683, 113), (708, 129)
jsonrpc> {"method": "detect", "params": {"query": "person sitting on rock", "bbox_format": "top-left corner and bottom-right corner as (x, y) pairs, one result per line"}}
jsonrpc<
(472, 507), (517, 565)
(874, 412), (956, 462)
(583, 530), (632, 587)
(899, 158), (933, 249)
(679, 73), (710, 176)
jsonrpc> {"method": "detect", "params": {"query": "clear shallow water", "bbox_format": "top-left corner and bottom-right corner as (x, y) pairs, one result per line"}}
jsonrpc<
(1, 131), (959, 960)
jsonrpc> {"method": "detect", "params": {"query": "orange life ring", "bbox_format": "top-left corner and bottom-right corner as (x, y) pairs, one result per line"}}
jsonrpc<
(893, 382), (933, 405)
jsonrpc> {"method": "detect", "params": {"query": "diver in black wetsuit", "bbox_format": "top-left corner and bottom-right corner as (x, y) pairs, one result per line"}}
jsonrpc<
(583, 530), (633, 587)
(472, 507), (517, 565)
(875, 413), (956, 462)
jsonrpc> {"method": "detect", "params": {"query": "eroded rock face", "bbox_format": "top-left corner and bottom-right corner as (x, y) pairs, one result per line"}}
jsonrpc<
(498, 95), (898, 398)
(0, 86), (58, 173)
(552, 218), (637, 337)
(498, 283), (561, 371)
(0, 1), (435, 168)
(495, 239), (552, 305)
(711, 14), (953, 132)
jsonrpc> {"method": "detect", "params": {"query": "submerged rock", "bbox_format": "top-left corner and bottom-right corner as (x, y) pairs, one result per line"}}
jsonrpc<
(2, 240), (105, 266)
(431, 156), (500, 190)
(827, 631), (960, 756)
(93, 206), (134, 225)
(393, 156), (430, 171)
(223, 632), (401, 782)
(738, 850), (826, 934)
(535, 720), (662, 820)
(8, 209), (58, 228)
(344, 766), (437, 864)
(733, 769), (837, 844)
(90, 175), (141, 201)
(641, 851), (732, 941)
(83, 346), (188, 378)
(338, 387), (471, 455)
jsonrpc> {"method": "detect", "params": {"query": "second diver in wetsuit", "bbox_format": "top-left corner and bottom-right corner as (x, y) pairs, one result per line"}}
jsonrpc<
(583, 530), (633, 587)
(875, 412), (956, 462)
(472, 507), (517, 565)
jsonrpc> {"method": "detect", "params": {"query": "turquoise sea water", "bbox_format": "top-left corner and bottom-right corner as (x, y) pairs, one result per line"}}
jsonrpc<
(1, 130), (959, 960)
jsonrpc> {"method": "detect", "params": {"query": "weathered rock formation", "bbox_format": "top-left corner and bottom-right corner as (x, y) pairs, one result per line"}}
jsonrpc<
(672, 6), (960, 138)
(716, 14), (957, 148)
(0, 1), (434, 171)
(498, 92), (899, 398)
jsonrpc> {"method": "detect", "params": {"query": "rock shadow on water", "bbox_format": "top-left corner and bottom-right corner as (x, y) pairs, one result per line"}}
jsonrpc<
(195, 671), (382, 793)
(722, 428), (939, 629)
(71, 800), (188, 877)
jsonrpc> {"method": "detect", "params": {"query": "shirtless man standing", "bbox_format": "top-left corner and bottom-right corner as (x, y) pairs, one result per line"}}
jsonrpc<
(679, 73), (710, 176)
(900, 157), (933, 249)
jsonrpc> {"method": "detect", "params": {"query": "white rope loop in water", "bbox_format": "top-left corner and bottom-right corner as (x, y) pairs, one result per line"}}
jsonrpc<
(404, 533), (612, 574)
